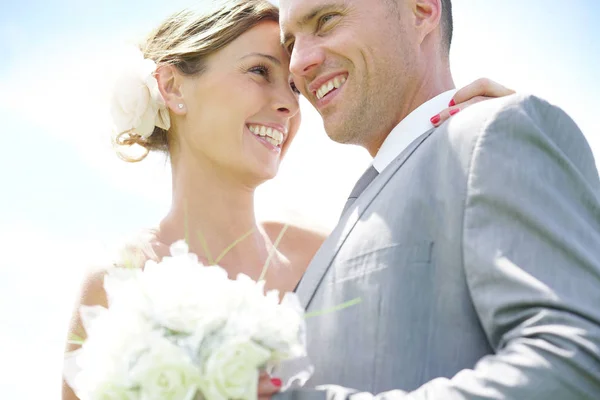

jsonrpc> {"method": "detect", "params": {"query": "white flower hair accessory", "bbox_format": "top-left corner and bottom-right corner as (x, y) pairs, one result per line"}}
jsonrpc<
(110, 46), (171, 143)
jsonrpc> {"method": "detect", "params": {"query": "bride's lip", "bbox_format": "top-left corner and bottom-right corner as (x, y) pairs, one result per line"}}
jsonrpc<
(244, 125), (281, 153)
(245, 122), (288, 144)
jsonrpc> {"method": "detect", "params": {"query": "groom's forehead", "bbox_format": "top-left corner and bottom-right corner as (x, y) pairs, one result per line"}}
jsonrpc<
(280, 0), (347, 36)
(280, 0), (347, 22)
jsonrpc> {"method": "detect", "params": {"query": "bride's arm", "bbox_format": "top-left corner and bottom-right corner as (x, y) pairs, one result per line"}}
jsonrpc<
(431, 78), (515, 126)
(62, 268), (109, 400)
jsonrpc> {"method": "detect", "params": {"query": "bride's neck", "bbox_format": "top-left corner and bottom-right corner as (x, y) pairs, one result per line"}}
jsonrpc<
(156, 157), (274, 279)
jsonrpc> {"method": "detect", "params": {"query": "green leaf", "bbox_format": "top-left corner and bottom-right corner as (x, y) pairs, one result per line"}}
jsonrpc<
(68, 332), (86, 346)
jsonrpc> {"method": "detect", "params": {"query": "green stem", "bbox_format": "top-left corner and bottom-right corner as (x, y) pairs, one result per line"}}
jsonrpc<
(304, 297), (362, 319)
(197, 229), (215, 265)
(214, 228), (255, 264)
(259, 224), (289, 281)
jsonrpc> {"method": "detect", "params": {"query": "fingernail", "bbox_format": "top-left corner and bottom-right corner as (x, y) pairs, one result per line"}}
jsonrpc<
(449, 108), (461, 116)
(271, 378), (282, 387)
(430, 114), (441, 125)
(448, 99), (456, 107)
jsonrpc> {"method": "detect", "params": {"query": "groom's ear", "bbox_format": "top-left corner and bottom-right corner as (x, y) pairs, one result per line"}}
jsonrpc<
(412, 0), (442, 45)
(156, 65), (187, 115)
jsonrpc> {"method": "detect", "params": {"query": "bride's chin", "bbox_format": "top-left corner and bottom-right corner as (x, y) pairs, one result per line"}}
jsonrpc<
(239, 162), (280, 187)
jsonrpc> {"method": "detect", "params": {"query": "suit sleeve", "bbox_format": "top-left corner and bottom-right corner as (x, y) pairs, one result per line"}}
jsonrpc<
(316, 95), (600, 399)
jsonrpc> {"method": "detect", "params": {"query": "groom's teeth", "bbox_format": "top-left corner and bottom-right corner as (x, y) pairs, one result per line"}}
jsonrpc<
(247, 124), (285, 147)
(316, 75), (347, 100)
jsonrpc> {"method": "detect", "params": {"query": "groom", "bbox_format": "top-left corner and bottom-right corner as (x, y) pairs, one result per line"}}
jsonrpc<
(273, 0), (600, 398)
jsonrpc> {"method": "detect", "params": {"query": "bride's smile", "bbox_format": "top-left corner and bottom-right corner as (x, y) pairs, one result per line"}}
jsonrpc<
(246, 123), (288, 152)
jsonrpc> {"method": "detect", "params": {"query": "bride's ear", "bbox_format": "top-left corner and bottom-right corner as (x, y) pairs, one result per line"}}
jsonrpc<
(156, 65), (187, 115)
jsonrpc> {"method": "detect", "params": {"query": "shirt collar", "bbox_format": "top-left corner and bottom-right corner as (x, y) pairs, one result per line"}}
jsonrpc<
(372, 89), (457, 173)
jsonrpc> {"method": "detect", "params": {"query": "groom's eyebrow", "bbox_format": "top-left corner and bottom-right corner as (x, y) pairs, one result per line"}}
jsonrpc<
(282, 3), (340, 46)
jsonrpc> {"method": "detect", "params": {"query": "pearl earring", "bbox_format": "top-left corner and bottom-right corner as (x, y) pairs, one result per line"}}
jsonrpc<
(178, 104), (184, 109)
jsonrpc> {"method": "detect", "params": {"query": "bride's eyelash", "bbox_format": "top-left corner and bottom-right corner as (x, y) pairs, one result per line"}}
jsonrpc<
(248, 62), (300, 95)
(248, 63), (271, 80)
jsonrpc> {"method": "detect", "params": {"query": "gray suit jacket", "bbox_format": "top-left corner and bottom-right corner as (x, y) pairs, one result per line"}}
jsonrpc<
(294, 94), (600, 399)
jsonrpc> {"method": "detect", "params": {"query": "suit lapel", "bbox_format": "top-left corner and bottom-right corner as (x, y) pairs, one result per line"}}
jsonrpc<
(296, 129), (436, 310)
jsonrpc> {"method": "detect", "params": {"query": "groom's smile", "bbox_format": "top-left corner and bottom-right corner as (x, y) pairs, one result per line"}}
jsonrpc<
(309, 72), (348, 109)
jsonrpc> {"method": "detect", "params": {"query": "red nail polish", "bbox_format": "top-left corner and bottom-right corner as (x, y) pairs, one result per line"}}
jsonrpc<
(430, 114), (441, 124)
(449, 108), (461, 116)
(271, 378), (282, 387)
(448, 99), (456, 107)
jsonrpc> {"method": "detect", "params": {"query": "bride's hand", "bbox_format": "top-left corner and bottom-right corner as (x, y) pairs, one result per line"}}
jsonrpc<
(430, 78), (515, 127)
(258, 371), (282, 400)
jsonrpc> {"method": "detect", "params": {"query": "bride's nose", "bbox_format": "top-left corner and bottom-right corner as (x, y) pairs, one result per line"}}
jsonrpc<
(272, 88), (300, 117)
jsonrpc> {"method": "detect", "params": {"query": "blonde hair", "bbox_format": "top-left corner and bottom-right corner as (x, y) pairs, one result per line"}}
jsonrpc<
(116, 0), (279, 162)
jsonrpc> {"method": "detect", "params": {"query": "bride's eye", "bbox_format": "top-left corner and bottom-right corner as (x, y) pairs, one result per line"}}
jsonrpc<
(248, 64), (271, 80)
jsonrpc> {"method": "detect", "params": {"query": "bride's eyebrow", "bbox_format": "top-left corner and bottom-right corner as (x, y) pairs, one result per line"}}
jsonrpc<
(239, 52), (281, 66)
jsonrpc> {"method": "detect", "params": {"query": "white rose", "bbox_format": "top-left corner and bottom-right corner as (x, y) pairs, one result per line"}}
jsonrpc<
(88, 382), (139, 400)
(103, 267), (149, 313)
(140, 243), (232, 334)
(199, 339), (271, 400)
(256, 313), (304, 361)
(130, 337), (201, 400)
(110, 46), (170, 139)
(73, 304), (159, 395)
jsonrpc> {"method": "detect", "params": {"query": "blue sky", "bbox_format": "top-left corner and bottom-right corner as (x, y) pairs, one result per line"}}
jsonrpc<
(1, 1), (599, 398)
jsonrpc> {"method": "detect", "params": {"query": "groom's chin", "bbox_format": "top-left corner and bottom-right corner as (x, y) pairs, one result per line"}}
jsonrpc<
(323, 120), (355, 145)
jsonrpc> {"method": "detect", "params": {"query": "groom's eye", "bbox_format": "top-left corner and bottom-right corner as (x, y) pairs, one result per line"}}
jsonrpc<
(289, 79), (301, 95)
(318, 13), (338, 30)
(285, 41), (295, 56)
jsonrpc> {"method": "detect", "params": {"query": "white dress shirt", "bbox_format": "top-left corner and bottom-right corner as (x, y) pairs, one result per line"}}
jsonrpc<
(372, 89), (457, 173)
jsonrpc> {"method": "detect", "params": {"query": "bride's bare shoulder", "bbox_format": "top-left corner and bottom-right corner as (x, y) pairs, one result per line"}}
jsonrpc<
(71, 230), (163, 309)
(261, 215), (330, 268)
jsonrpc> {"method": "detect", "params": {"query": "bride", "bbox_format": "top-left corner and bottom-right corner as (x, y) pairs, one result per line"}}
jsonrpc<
(62, 0), (514, 398)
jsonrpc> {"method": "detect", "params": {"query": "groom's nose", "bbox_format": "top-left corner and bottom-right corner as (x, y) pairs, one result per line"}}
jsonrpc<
(290, 36), (325, 80)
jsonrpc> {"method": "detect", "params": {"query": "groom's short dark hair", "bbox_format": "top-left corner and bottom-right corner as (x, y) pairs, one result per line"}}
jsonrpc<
(387, 0), (453, 54)
(441, 0), (453, 53)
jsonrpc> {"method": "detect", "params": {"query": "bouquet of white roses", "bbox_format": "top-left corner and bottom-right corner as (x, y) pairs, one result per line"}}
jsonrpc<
(63, 241), (308, 400)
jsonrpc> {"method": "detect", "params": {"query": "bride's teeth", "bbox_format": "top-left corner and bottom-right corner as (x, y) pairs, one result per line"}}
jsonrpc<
(327, 81), (334, 92)
(248, 124), (284, 147)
